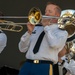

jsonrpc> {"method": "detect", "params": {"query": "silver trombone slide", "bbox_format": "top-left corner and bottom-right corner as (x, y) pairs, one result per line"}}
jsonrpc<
(0, 15), (69, 19)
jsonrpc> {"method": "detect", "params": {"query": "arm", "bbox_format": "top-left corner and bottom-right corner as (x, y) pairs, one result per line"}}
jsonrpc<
(18, 22), (34, 53)
(0, 32), (7, 53)
(58, 46), (67, 58)
(18, 31), (31, 53)
(44, 25), (68, 49)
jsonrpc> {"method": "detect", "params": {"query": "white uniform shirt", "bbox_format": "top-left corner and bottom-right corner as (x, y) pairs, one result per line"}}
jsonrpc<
(19, 24), (68, 64)
(0, 30), (7, 53)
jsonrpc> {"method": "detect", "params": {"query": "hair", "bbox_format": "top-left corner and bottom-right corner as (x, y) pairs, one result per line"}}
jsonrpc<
(0, 11), (4, 20)
(46, 2), (61, 14)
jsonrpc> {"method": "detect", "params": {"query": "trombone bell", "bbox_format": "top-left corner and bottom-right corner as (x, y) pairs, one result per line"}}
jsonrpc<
(28, 7), (42, 25)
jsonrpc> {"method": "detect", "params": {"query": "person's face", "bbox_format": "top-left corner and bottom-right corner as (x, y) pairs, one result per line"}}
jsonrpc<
(45, 4), (57, 16)
(45, 4), (59, 23)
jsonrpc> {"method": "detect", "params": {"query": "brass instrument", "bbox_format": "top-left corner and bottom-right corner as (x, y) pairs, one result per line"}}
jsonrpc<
(28, 7), (42, 25)
(0, 7), (75, 34)
(27, 8), (75, 38)
(58, 9), (75, 38)
(28, 8), (75, 37)
(66, 40), (75, 62)
(0, 20), (23, 32)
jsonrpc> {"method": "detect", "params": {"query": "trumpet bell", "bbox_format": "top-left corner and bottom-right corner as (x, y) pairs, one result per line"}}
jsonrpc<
(58, 9), (75, 38)
(28, 7), (42, 25)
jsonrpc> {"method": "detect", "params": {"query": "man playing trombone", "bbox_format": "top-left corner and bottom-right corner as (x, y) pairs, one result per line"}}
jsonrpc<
(18, 2), (68, 75)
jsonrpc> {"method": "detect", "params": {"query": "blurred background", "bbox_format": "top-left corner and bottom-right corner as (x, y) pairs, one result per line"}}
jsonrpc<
(0, 0), (75, 73)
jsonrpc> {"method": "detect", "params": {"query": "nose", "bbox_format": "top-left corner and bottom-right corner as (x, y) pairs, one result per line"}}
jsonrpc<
(45, 12), (50, 16)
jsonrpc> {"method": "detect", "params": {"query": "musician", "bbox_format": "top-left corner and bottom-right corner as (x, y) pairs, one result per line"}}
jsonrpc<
(0, 11), (7, 53)
(58, 51), (75, 75)
(55, 9), (75, 75)
(18, 2), (68, 75)
(58, 35), (75, 75)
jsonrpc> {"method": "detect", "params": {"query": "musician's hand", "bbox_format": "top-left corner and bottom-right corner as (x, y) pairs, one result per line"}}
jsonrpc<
(41, 19), (51, 26)
(27, 22), (35, 34)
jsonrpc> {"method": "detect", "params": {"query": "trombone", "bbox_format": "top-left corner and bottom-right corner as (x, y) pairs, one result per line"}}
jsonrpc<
(0, 7), (61, 32)
(0, 7), (75, 34)
(0, 20), (23, 32)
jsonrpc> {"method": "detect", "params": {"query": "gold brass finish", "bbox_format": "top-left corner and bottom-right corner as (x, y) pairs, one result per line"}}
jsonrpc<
(58, 10), (75, 38)
(66, 40), (75, 62)
(0, 20), (23, 32)
(28, 8), (75, 38)
(28, 7), (42, 25)
(0, 8), (75, 34)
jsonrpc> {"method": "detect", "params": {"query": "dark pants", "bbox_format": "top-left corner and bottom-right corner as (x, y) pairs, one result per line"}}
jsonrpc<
(53, 63), (59, 75)
(18, 60), (53, 75)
